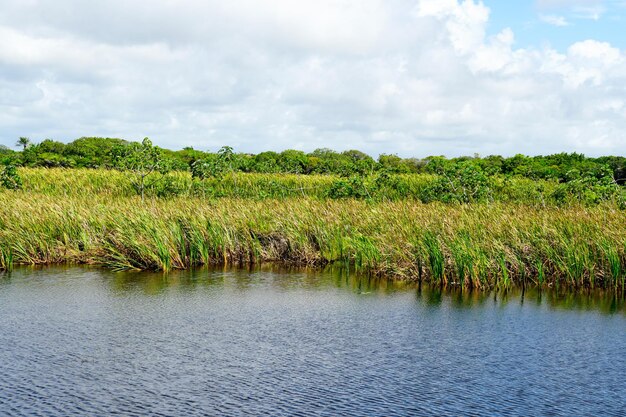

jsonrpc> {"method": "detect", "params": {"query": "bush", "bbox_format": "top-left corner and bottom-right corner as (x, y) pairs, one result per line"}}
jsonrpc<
(423, 159), (492, 203)
(152, 174), (189, 198)
(1, 165), (22, 190)
(327, 176), (371, 199)
(551, 166), (620, 206)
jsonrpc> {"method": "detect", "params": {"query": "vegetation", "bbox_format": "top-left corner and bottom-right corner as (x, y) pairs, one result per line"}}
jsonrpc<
(0, 186), (624, 290)
(1, 136), (625, 289)
(0, 165), (22, 190)
(1, 136), (624, 186)
(112, 137), (169, 201)
(16, 137), (30, 151)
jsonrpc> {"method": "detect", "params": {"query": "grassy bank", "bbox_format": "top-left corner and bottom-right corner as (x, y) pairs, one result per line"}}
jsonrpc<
(16, 167), (625, 206)
(16, 167), (568, 203)
(1, 171), (625, 289)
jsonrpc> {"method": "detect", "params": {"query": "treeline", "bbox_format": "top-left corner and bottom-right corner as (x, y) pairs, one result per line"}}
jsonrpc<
(1, 136), (625, 206)
(1, 136), (625, 181)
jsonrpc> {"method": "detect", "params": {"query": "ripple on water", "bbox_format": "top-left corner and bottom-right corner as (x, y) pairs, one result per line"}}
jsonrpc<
(0, 267), (625, 417)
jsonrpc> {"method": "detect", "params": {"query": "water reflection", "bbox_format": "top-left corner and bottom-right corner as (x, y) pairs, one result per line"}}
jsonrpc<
(103, 264), (416, 296)
(2, 265), (624, 314)
(96, 265), (626, 314)
(414, 284), (625, 315)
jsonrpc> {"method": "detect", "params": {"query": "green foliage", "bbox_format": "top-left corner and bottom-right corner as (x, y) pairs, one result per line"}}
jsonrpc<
(152, 174), (189, 198)
(0, 164), (22, 190)
(341, 150), (376, 176)
(4, 168), (626, 290)
(191, 146), (238, 180)
(277, 149), (308, 174)
(113, 137), (169, 200)
(327, 176), (371, 199)
(254, 151), (281, 173)
(5, 136), (625, 208)
(501, 152), (611, 183)
(20, 139), (69, 167)
(423, 158), (491, 203)
(551, 166), (620, 206)
(378, 153), (413, 173)
(595, 156), (626, 185)
(16, 137), (128, 168)
(64, 137), (128, 168)
(0, 145), (16, 166)
(16, 137), (30, 150)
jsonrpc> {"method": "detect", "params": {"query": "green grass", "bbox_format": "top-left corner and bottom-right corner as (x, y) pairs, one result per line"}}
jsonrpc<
(0, 168), (625, 290)
(16, 167), (563, 203)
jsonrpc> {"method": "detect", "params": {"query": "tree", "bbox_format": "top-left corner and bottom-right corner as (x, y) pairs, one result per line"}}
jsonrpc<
(342, 150), (376, 176)
(277, 149), (308, 174)
(64, 137), (128, 168)
(0, 145), (15, 166)
(191, 146), (237, 180)
(114, 137), (168, 201)
(307, 148), (347, 174)
(16, 137), (30, 151)
(217, 146), (235, 170)
(253, 151), (280, 173)
(378, 153), (411, 174)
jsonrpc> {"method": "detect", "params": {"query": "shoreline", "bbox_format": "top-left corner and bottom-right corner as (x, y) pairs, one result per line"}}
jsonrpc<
(2, 192), (625, 290)
(1, 168), (624, 291)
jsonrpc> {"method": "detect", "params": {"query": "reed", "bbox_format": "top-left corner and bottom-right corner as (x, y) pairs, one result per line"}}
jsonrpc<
(1, 169), (625, 289)
(0, 247), (12, 272)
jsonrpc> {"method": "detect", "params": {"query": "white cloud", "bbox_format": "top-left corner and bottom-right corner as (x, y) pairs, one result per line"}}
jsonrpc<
(539, 14), (571, 25)
(415, 0), (490, 54)
(536, 0), (603, 10)
(536, 0), (608, 21)
(0, 0), (625, 156)
(572, 4), (607, 19)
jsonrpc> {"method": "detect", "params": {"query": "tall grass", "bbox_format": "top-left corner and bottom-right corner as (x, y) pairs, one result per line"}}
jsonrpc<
(0, 247), (13, 272)
(16, 167), (566, 203)
(2, 173), (625, 289)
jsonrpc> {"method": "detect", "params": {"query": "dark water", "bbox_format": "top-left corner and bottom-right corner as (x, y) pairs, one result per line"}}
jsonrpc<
(1, 267), (625, 417)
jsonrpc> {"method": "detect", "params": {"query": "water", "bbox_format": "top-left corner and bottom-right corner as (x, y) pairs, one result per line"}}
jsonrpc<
(0, 267), (625, 416)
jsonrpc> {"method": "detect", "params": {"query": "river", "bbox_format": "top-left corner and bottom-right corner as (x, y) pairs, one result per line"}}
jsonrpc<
(1, 266), (624, 416)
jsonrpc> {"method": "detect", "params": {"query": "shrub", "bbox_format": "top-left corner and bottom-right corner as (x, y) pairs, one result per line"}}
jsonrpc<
(551, 166), (620, 206)
(0, 165), (22, 190)
(423, 159), (492, 203)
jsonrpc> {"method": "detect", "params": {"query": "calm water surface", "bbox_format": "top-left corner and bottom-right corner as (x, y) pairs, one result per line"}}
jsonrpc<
(0, 267), (625, 416)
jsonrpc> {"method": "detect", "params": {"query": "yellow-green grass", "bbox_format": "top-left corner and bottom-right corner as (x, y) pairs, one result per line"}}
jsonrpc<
(17, 167), (336, 198)
(16, 167), (436, 200)
(15, 167), (561, 203)
(1, 183), (624, 289)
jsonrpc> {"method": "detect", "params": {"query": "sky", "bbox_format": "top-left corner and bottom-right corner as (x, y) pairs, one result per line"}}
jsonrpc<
(0, 0), (625, 157)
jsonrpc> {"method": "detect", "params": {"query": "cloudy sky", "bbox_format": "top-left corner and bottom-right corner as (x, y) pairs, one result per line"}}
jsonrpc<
(1, 0), (625, 157)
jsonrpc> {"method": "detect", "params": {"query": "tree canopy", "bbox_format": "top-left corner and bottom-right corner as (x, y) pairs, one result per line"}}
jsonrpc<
(4, 137), (625, 189)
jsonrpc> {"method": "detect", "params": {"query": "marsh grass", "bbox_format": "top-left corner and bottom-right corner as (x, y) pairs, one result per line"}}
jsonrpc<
(1, 168), (625, 289)
(17, 167), (564, 203)
(0, 247), (12, 272)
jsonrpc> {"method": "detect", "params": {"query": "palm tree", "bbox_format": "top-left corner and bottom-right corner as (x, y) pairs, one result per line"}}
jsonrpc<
(16, 137), (30, 150)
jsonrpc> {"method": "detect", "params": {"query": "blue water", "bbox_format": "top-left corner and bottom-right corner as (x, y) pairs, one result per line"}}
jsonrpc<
(0, 267), (624, 416)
